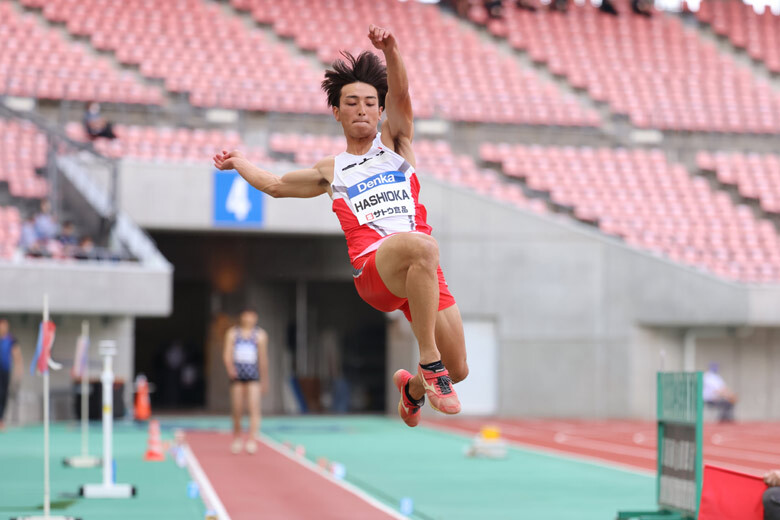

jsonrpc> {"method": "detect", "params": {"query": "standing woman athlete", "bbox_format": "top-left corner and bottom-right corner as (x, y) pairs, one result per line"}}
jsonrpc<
(214, 25), (468, 427)
(223, 309), (269, 453)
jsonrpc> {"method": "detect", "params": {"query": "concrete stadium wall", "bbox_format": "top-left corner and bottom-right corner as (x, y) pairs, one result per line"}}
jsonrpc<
(0, 260), (171, 316)
(119, 160), (340, 234)
(2, 315), (134, 425)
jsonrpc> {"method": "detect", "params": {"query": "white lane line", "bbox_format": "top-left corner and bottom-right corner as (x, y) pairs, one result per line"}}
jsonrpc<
(705, 446), (780, 465)
(182, 444), (232, 520)
(424, 422), (655, 477)
(710, 438), (780, 455)
(491, 423), (657, 459)
(258, 435), (407, 520)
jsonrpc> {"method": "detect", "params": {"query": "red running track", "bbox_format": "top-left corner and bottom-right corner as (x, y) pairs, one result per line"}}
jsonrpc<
(427, 418), (780, 476)
(187, 431), (399, 520)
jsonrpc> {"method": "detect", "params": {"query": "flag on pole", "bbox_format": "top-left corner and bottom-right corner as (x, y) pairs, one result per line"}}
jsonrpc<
(698, 465), (766, 520)
(71, 333), (89, 379)
(30, 320), (57, 375)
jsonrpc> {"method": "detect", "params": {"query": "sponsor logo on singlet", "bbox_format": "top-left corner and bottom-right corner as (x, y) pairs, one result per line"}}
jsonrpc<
(347, 171), (415, 225)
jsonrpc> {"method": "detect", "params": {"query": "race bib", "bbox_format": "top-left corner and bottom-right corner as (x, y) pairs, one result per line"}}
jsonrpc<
(234, 341), (257, 364)
(347, 170), (416, 225)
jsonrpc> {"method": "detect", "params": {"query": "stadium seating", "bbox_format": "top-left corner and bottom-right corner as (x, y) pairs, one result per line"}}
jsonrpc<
(231, 0), (600, 126)
(482, 143), (780, 282)
(20, 0), (328, 113)
(0, 2), (161, 104)
(0, 119), (49, 199)
(65, 123), (271, 164)
(268, 133), (547, 213)
(469, 0), (780, 133)
(0, 205), (22, 259)
(696, 0), (780, 74)
(697, 151), (780, 214)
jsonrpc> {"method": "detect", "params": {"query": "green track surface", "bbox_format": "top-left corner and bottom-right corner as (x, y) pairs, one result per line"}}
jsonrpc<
(0, 422), (205, 520)
(1, 416), (655, 519)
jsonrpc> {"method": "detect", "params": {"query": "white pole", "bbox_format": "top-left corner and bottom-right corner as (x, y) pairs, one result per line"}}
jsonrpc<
(80, 339), (133, 499)
(100, 342), (115, 487)
(81, 320), (89, 458)
(43, 293), (50, 519)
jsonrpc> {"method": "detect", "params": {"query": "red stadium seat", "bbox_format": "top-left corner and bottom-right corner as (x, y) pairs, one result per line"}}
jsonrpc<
(484, 143), (780, 282)
(227, 0), (598, 126)
(66, 123), (272, 165)
(18, 0), (324, 113)
(0, 2), (161, 104)
(466, 0), (780, 133)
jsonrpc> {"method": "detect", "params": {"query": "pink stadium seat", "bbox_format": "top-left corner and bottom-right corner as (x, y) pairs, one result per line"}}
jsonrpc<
(65, 122), (270, 165)
(230, 0), (598, 126)
(483, 143), (780, 282)
(0, 2), (161, 104)
(0, 205), (22, 259)
(704, 151), (780, 218)
(696, 0), (780, 74)
(0, 119), (49, 200)
(466, 0), (780, 133)
(20, 0), (326, 114)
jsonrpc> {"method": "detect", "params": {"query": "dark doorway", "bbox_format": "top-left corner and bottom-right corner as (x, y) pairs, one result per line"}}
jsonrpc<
(134, 230), (387, 414)
(135, 280), (209, 409)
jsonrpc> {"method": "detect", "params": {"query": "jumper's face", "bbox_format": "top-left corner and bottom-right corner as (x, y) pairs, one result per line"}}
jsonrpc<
(333, 82), (383, 139)
(240, 311), (258, 328)
(0, 320), (8, 336)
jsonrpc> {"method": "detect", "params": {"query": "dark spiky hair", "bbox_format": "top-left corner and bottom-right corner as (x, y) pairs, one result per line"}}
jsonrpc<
(321, 51), (387, 109)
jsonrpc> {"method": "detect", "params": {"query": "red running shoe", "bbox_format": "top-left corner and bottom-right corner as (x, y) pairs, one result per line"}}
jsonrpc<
(419, 363), (461, 414)
(393, 369), (424, 427)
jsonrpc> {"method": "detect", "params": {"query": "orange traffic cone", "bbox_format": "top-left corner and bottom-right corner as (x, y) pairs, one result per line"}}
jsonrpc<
(144, 420), (165, 462)
(134, 374), (151, 421)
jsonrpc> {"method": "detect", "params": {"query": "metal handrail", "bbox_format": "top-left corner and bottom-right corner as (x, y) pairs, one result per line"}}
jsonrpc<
(0, 99), (120, 217)
(0, 100), (111, 161)
(0, 99), (169, 269)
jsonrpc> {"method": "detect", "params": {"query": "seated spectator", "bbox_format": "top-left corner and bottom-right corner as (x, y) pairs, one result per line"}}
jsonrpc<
(484, 0), (503, 18)
(549, 0), (568, 13)
(631, 0), (652, 17)
(703, 362), (737, 422)
(34, 200), (58, 241)
(74, 237), (98, 261)
(83, 102), (116, 140)
(18, 215), (38, 252)
(765, 470), (780, 520)
(19, 212), (50, 258)
(599, 0), (619, 15)
(24, 239), (50, 258)
(57, 221), (79, 257)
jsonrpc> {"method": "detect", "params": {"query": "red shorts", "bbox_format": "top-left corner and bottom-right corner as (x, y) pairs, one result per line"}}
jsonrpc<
(352, 250), (456, 322)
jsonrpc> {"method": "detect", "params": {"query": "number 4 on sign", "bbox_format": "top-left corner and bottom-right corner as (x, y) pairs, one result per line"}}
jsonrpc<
(226, 176), (252, 222)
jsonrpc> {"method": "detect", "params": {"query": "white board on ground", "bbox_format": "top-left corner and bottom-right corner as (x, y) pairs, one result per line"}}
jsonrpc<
(455, 320), (498, 416)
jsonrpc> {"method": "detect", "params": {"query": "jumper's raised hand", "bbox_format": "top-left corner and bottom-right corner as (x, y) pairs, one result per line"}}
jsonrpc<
(213, 149), (245, 171)
(368, 24), (396, 52)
